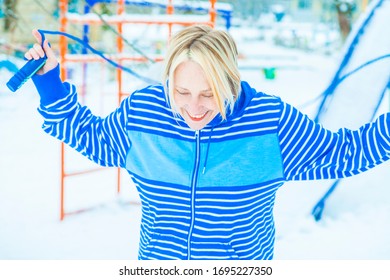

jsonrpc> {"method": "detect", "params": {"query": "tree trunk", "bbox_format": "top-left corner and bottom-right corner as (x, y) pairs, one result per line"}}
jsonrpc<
(4, 0), (18, 32)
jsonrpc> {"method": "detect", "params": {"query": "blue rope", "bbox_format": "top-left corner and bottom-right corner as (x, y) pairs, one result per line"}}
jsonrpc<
(298, 54), (390, 110)
(336, 54), (390, 85)
(312, 180), (340, 221)
(314, 0), (385, 122)
(38, 30), (46, 48)
(38, 29), (159, 85)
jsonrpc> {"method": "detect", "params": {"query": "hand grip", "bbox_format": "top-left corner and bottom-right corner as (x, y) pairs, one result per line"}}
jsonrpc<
(6, 56), (47, 92)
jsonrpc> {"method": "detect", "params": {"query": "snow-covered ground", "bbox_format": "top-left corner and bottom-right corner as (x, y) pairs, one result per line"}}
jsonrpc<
(1, 9), (390, 260)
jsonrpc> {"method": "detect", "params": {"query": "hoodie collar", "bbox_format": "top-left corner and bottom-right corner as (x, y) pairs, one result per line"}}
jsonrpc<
(206, 81), (256, 128)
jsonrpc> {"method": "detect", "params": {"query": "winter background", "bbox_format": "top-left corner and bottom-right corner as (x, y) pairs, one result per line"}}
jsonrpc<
(1, 1), (390, 260)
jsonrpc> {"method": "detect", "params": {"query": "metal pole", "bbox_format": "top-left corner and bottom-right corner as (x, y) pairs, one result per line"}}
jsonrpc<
(167, 0), (174, 39)
(362, 0), (368, 11)
(210, 0), (217, 27)
(116, 0), (125, 194)
(59, 0), (68, 221)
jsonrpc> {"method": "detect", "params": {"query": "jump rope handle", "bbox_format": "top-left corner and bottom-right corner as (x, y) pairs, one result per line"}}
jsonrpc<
(6, 30), (47, 92)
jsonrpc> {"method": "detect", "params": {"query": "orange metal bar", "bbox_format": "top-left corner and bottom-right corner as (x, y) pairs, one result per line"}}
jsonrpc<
(117, 0), (125, 104)
(167, 0), (174, 39)
(60, 143), (65, 221)
(166, 0), (174, 14)
(209, 0), (217, 27)
(59, 1), (68, 81)
(362, 0), (368, 11)
(116, 0), (125, 193)
(59, 0), (68, 221)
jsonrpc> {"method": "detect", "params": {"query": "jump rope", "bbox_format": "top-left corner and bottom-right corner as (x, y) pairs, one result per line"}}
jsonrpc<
(6, 29), (159, 92)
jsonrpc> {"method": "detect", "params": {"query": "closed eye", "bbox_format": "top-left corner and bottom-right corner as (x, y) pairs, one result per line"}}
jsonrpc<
(176, 90), (190, 95)
(201, 93), (214, 98)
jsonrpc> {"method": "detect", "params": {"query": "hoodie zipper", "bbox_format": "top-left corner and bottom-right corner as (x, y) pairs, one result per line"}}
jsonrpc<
(187, 130), (200, 260)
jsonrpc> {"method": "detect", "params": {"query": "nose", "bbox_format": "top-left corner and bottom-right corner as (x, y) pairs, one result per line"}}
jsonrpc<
(187, 95), (203, 111)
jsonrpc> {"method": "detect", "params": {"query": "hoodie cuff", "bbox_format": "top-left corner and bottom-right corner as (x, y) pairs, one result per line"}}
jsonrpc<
(32, 64), (69, 106)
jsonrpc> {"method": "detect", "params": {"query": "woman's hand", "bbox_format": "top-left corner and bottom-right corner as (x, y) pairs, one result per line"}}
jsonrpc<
(24, 29), (58, 75)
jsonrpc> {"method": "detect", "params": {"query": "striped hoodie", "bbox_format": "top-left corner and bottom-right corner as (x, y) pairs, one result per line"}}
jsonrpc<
(33, 65), (390, 260)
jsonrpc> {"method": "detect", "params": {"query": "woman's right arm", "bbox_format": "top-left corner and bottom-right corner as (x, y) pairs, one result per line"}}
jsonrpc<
(27, 30), (131, 168)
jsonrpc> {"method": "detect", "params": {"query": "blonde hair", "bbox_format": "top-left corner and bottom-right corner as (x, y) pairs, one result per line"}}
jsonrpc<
(162, 25), (241, 120)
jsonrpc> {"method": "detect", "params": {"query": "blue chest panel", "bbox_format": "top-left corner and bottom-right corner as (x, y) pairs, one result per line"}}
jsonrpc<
(125, 130), (284, 187)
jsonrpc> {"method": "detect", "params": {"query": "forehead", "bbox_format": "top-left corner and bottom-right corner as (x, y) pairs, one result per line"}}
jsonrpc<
(175, 59), (203, 75)
(174, 60), (210, 90)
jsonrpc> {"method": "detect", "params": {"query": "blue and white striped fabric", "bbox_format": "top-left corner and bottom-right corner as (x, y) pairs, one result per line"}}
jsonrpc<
(34, 65), (390, 260)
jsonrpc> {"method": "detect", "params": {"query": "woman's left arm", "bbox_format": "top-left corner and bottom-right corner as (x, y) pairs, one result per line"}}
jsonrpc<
(277, 102), (390, 181)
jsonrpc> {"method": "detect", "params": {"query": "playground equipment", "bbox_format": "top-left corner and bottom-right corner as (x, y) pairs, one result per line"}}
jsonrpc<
(57, 0), (229, 220)
(84, 0), (233, 29)
(312, 0), (390, 221)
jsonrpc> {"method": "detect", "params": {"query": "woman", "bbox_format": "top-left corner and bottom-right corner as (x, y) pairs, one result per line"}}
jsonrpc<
(27, 25), (390, 260)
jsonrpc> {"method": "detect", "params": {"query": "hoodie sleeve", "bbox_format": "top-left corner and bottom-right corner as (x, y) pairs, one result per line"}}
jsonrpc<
(32, 65), (131, 168)
(277, 101), (390, 181)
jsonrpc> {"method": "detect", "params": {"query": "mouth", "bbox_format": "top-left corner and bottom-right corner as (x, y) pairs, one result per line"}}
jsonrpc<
(186, 110), (209, 122)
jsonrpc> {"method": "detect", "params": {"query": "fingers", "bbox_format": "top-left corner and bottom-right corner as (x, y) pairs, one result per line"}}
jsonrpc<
(31, 29), (43, 45)
(24, 43), (46, 60)
(25, 29), (45, 61)
(42, 39), (59, 73)
(25, 30), (57, 62)
(42, 39), (56, 60)
(25, 29), (59, 74)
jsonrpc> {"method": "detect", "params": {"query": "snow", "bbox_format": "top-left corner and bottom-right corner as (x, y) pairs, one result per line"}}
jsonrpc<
(1, 5), (390, 260)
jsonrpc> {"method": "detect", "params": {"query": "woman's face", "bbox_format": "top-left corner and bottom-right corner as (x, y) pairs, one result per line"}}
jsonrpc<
(173, 60), (219, 130)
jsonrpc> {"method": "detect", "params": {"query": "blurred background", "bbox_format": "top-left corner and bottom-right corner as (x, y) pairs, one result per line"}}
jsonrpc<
(0, 0), (364, 52)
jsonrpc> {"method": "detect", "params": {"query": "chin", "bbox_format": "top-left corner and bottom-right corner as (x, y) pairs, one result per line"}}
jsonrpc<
(187, 121), (207, 131)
